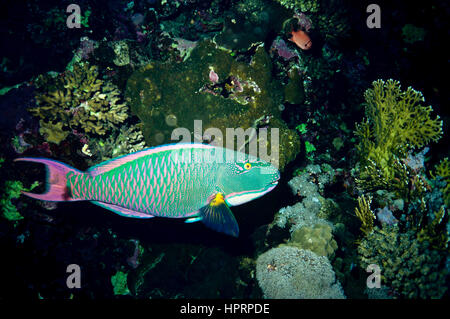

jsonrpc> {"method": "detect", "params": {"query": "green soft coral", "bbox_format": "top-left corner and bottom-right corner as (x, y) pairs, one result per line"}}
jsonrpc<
(111, 270), (130, 296)
(355, 79), (442, 194)
(1, 180), (39, 224)
(30, 63), (129, 144)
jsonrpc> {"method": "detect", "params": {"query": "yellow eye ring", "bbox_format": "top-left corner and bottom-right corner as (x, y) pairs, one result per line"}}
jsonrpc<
(244, 163), (252, 170)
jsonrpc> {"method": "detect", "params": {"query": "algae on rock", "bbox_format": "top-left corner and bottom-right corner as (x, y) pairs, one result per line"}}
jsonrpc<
(125, 40), (300, 170)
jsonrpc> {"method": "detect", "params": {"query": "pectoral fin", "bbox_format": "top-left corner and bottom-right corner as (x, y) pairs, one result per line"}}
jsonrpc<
(199, 193), (239, 237)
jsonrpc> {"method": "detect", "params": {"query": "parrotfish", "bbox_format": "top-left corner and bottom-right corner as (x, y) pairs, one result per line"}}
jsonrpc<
(15, 143), (280, 237)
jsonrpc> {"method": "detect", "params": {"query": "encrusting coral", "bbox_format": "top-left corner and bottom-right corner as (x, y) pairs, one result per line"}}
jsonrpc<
(355, 79), (442, 196)
(30, 63), (129, 144)
(256, 246), (345, 299)
(283, 223), (338, 257)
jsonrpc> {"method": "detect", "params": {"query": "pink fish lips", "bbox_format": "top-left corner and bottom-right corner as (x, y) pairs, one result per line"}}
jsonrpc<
(15, 143), (280, 237)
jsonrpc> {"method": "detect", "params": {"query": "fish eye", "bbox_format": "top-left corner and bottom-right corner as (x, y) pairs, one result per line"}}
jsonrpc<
(244, 163), (252, 170)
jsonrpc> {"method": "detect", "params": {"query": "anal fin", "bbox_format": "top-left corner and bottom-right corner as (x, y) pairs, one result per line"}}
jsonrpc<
(185, 216), (202, 223)
(199, 193), (239, 237)
(92, 201), (154, 219)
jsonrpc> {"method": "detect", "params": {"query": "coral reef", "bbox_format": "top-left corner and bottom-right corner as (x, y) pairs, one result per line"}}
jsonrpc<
(402, 24), (426, 44)
(274, 164), (336, 232)
(111, 270), (130, 296)
(30, 63), (129, 144)
(270, 38), (300, 61)
(355, 79), (442, 196)
(111, 41), (130, 66)
(358, 226), (447, 298)
(284, 66), (305, 104)
(214, 0), (285, 51)
(38, 121), (70, 145)
(275, 0), (320, 12)
(283, 223), (337, 257)
(416, 206), (448, 252)
(125, 40), (300, 170)
(277, 0), (349, 45)
(1, 179), (39, 225)
(432, 158), (450, 207)
(1, 0), (447, 301)
(256, 246), (345, 298)
(354, 195), (375, 235)
(86, 125), (146, 165)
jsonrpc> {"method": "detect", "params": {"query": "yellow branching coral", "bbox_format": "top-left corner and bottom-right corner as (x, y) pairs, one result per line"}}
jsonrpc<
(417, 206), (449, 251)
(30, 63), (128, 143)
(432, 158), (450, 207)
(362, 79), (442, 148)
(355, 79), (442, 194)
(38, 120), (70, 145)
(355, 195), (375, 235)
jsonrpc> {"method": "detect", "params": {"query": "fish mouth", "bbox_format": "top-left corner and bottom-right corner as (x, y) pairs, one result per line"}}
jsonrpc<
(266, 180), (279, 191)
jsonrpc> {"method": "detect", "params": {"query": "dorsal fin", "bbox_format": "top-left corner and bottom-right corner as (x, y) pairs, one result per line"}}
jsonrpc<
(87, 143), (215, 176)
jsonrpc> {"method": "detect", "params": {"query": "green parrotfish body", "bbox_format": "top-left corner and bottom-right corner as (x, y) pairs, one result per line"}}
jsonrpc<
(15, 143), (280, 237)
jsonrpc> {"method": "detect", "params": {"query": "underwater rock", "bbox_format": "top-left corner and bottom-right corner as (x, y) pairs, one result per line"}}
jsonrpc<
(86, 125), (146, 165)
(256, 246), (345, 298)
(270, 37), (299, 61)
(283, 66), (305, 104)
(275, 0), (320, 13)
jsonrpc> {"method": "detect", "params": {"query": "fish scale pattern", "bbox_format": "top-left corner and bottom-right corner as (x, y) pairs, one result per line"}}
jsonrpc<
(68, 148), (219, 218)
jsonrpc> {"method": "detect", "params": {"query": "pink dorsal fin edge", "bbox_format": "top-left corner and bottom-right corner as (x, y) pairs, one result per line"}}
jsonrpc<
(87, 143), (214, 176)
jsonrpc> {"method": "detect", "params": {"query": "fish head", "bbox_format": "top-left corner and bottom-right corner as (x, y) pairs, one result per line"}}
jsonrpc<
(217, 152), (280, 206)
(290, 30), (312, 50)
